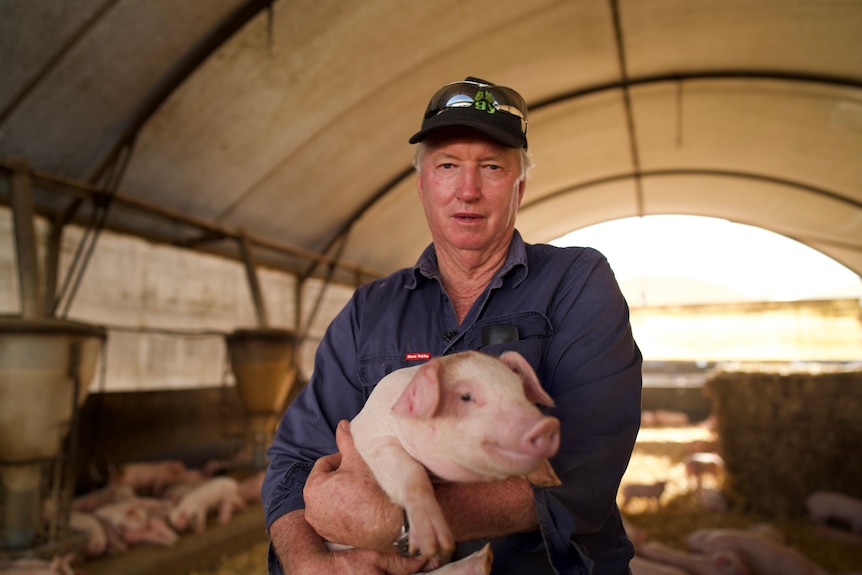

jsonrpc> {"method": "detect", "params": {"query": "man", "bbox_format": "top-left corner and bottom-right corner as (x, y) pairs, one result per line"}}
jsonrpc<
(262, 77), (642, 574)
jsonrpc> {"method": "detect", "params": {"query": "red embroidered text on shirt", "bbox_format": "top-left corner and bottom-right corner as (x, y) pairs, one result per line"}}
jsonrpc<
(405, 352), (431, 361)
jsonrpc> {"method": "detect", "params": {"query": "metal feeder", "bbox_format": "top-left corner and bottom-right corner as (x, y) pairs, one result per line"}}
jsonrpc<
(225, 328), (297, 470)
(0, 316), (106, 553)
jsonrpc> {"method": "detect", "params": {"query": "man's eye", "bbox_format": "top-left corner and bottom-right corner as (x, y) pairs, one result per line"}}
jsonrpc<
(440, 163), (455, 169)
(460, 393), (473, 402)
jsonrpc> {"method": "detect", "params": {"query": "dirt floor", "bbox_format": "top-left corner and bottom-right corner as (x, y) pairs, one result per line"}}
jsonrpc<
(192, 426), (862, 575)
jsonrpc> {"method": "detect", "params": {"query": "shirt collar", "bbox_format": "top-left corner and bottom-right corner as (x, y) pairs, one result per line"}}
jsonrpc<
(408, 230), (529, 289)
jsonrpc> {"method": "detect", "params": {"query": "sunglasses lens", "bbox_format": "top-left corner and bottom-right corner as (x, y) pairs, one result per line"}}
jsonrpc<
(440, 93), (475, 109)
(425, 81), (528, 134)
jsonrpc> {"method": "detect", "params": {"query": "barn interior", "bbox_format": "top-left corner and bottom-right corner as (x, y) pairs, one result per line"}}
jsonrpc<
(1, 1), (861, 574)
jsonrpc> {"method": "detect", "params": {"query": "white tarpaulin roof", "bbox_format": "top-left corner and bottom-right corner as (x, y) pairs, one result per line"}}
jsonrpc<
(2, 0), (861, 287)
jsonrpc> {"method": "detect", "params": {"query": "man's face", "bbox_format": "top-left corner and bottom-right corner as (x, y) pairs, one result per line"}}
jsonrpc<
(417, 128), (525, 256)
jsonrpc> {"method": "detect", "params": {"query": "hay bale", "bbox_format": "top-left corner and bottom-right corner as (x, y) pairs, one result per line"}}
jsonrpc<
(704, 367), (862, 517)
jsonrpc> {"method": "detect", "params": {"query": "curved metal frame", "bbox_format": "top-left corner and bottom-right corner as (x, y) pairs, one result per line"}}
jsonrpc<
(327, 72), (862, 267)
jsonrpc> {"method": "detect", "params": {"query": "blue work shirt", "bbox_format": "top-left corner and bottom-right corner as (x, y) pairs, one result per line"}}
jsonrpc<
(262, 230), (642, 575)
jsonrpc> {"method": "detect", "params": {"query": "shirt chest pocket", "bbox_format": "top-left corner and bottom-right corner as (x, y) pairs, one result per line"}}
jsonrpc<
(467, 312), (552, 381)
(357, 355), (421, 400)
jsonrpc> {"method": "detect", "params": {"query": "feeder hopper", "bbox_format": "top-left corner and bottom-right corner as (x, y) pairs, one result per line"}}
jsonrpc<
(225, 328), (297, 469)
(0, 316), (106, 551)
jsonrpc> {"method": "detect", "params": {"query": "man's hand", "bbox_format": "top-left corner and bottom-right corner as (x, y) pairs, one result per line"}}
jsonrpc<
(304, 420), (403, 551)
(270, 509), (430, 575)
(333, 547), (439, 575)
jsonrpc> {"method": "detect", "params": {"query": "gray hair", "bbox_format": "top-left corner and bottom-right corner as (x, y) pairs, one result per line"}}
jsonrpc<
(413, 142), (534, 182)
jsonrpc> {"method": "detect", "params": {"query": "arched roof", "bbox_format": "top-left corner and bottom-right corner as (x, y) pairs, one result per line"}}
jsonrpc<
(2, 0), (861, 287)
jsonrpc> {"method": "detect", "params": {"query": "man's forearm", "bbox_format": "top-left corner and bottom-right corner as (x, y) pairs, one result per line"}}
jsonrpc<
(269, 509), (331, 572)
(436, 477), (538, 542)
(305, 475), (538, 553)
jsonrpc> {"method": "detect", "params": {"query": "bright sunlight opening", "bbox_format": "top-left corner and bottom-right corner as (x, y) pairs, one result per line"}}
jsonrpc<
(551, 215), (862, 308)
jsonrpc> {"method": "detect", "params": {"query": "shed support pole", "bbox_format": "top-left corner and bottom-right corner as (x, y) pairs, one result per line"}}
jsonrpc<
(238, 231), (268, 327)
(44, 220), (63, 314)
(9, 159), (45, 319)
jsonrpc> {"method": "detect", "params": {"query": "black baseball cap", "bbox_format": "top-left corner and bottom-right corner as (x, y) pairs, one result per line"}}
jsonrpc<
(409, 77), (529, 149)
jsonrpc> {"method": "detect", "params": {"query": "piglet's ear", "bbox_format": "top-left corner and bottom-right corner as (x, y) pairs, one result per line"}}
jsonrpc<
(499, 351), (555, 408)
(392, 359), (442, 419)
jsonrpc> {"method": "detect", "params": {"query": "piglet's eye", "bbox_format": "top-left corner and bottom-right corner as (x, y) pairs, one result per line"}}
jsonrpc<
(460, 393), (473, 402)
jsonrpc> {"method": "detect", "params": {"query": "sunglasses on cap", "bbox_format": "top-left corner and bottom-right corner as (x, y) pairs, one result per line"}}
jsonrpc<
(422, 79), (529, 136)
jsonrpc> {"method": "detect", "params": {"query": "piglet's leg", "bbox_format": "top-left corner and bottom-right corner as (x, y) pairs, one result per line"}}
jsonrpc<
(363, 439), (454, 559)
(525, 459), (561, 487)
(427, 542), (493, 574)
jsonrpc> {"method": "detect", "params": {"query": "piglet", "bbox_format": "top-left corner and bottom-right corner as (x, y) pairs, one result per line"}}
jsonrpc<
(630, 556), (689, 575)
(44, 496), (126, 557)
(349, 350), (561, 559)
(746, 522), (785, 545)
(428, 543), (493, 575)
(109, 459), (189, 496)
(622, 481), (667, 509)
(687, 528), (829, 575)
(806, 490), (862, 533)
(94, 496), (178, 547)
(638, 541), (750, 575)
(70, 484), (136, 512)
(67, 510), (108, 557)
(169, 476), (247, 533)
(122, 515), (178, 547)
(683, 452), (724, 491)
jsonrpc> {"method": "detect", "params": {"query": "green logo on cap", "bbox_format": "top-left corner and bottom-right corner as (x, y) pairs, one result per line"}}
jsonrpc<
(473, 90), (496, 114)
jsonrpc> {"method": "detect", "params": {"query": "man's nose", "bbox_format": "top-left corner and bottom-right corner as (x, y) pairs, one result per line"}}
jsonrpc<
(456, 169), (481, 200)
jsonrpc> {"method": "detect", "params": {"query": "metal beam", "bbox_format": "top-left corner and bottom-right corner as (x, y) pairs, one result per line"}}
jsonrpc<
(609, 0), (644, 216)
(0, 161), (383, 286)
(519, 168), (862, 214)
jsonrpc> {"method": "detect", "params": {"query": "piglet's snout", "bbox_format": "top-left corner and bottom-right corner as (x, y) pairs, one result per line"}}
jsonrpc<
(524, 417), (560, 458)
